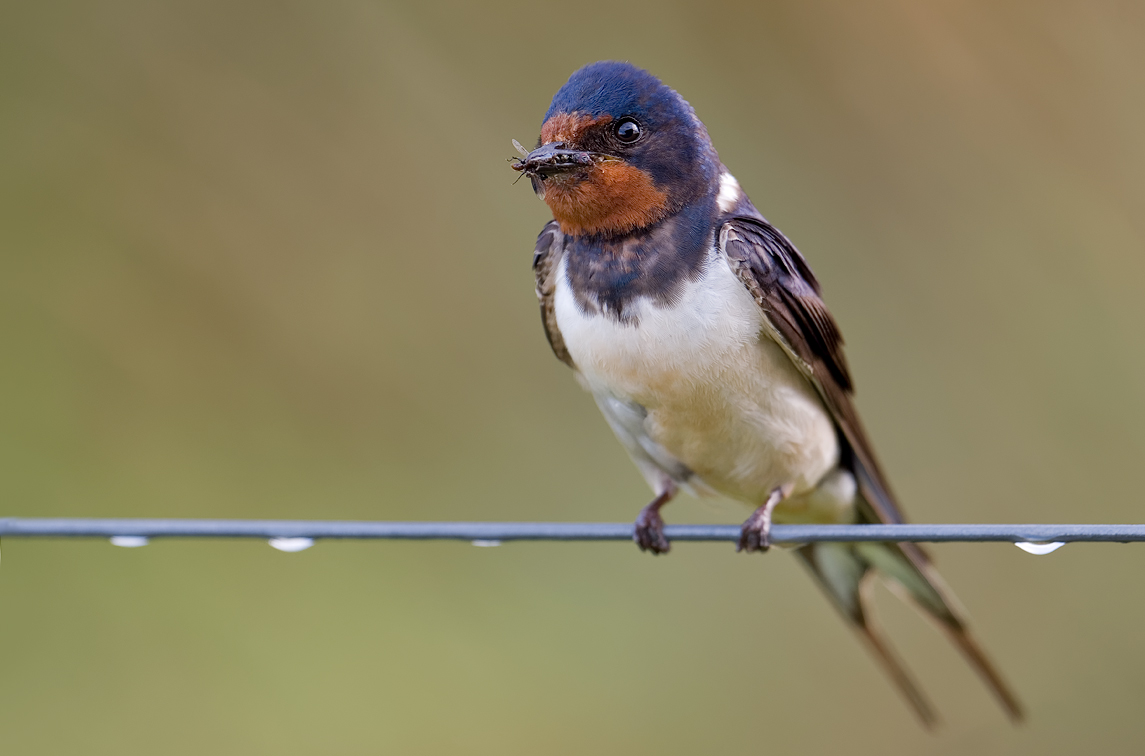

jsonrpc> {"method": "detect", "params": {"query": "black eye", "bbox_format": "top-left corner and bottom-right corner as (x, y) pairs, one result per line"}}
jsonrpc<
(615, 119), (642, 143)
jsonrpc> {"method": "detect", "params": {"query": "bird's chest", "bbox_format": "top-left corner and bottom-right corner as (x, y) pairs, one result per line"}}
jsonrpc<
(552, 246), (839, 499)
(553, 248), (764, 402)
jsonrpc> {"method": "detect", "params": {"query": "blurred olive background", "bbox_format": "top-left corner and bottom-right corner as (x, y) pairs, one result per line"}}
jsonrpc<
(2, 1), (1144, 753)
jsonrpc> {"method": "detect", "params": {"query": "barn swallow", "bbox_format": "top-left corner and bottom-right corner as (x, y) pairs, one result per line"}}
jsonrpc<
(513, 61), (1024, 727)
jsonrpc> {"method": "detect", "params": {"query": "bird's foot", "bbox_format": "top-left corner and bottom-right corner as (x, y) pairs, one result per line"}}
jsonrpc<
(633, 489), (674, 555)
(737, 487), (786, 553)
(737, 508), (772, 552)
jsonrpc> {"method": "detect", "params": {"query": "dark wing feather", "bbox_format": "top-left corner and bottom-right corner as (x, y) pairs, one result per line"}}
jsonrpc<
(532, 221), (574, 369)
(720, 217), (902, 525)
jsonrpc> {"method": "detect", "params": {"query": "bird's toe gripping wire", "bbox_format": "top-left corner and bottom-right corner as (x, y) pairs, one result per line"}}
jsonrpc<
(633, 486), (676, 555)
(737, 486), (787, 553)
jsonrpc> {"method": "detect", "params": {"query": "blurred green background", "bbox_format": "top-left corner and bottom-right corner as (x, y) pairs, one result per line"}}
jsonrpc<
(2, 1), (1144, 753)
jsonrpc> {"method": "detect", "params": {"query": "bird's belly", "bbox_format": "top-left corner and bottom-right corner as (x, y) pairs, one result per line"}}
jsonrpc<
(553, 250), (840, 504)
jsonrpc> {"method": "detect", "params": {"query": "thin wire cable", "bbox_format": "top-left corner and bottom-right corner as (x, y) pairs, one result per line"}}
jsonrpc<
(0, 518), (1143, 543)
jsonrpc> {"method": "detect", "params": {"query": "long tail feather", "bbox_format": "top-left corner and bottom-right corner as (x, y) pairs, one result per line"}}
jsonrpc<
(940, 622), (1025, 721)
(796, 538), (1024, 726)
(796, 542), (939, 727)
(847, 452), (1024, 723)
(855, 601), (940, 728)
(882, 542), (1026, 722)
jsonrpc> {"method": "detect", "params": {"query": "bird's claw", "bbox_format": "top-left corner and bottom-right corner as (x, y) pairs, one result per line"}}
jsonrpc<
(737, 509), (772, 553)
(737, 487), (786, 554)
(634, 507), (671, 555)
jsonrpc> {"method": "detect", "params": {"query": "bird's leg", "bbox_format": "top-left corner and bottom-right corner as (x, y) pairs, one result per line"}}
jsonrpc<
(737, 485), (790, 553)
(633, 482), (677, 555)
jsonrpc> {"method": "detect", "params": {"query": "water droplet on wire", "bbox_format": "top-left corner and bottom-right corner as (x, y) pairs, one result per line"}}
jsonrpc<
(1014, 541), (1066, 555)
(471, 540), (501, 547)
(110, 536), (149, 548)
(268, 537), (314, 552)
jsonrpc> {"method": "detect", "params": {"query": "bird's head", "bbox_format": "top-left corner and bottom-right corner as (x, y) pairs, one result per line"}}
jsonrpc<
(513, 61), (719, 237)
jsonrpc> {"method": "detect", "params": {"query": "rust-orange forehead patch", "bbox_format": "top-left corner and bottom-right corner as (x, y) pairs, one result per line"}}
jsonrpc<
(540, 112), (613, 146)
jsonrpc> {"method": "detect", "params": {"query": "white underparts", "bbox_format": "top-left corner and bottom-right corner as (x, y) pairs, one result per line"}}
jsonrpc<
(553, 246), (844, 517)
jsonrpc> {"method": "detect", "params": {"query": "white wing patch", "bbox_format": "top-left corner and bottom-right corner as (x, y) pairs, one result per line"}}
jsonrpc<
(717, 172), (742, 213)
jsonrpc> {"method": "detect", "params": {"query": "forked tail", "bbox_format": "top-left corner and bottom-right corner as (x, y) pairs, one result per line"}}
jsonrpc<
(794, 540), (1024, 728)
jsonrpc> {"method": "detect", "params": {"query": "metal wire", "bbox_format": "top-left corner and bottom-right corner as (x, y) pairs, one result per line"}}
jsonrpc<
(1, 518), (1143, 544)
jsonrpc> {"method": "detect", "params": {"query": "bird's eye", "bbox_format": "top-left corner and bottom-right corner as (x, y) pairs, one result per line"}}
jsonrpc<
(615, 119), (642, 143)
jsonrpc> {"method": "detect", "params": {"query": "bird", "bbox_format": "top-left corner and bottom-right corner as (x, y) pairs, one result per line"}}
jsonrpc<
(511, 60), (1023, 727)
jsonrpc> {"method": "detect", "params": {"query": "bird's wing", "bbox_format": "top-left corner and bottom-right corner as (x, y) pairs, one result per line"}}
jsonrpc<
(532, 220), (575, 369)
(720, 216), (901, 525)
(721, 216), (1023, 724)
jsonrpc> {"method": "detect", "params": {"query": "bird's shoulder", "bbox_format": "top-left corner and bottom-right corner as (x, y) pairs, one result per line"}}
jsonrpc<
(719, 212), (851, 392)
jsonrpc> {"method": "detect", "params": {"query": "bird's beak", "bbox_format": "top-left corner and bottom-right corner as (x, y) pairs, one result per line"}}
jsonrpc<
(513, 142), (596, 178)
(511, 142), (602, 200)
